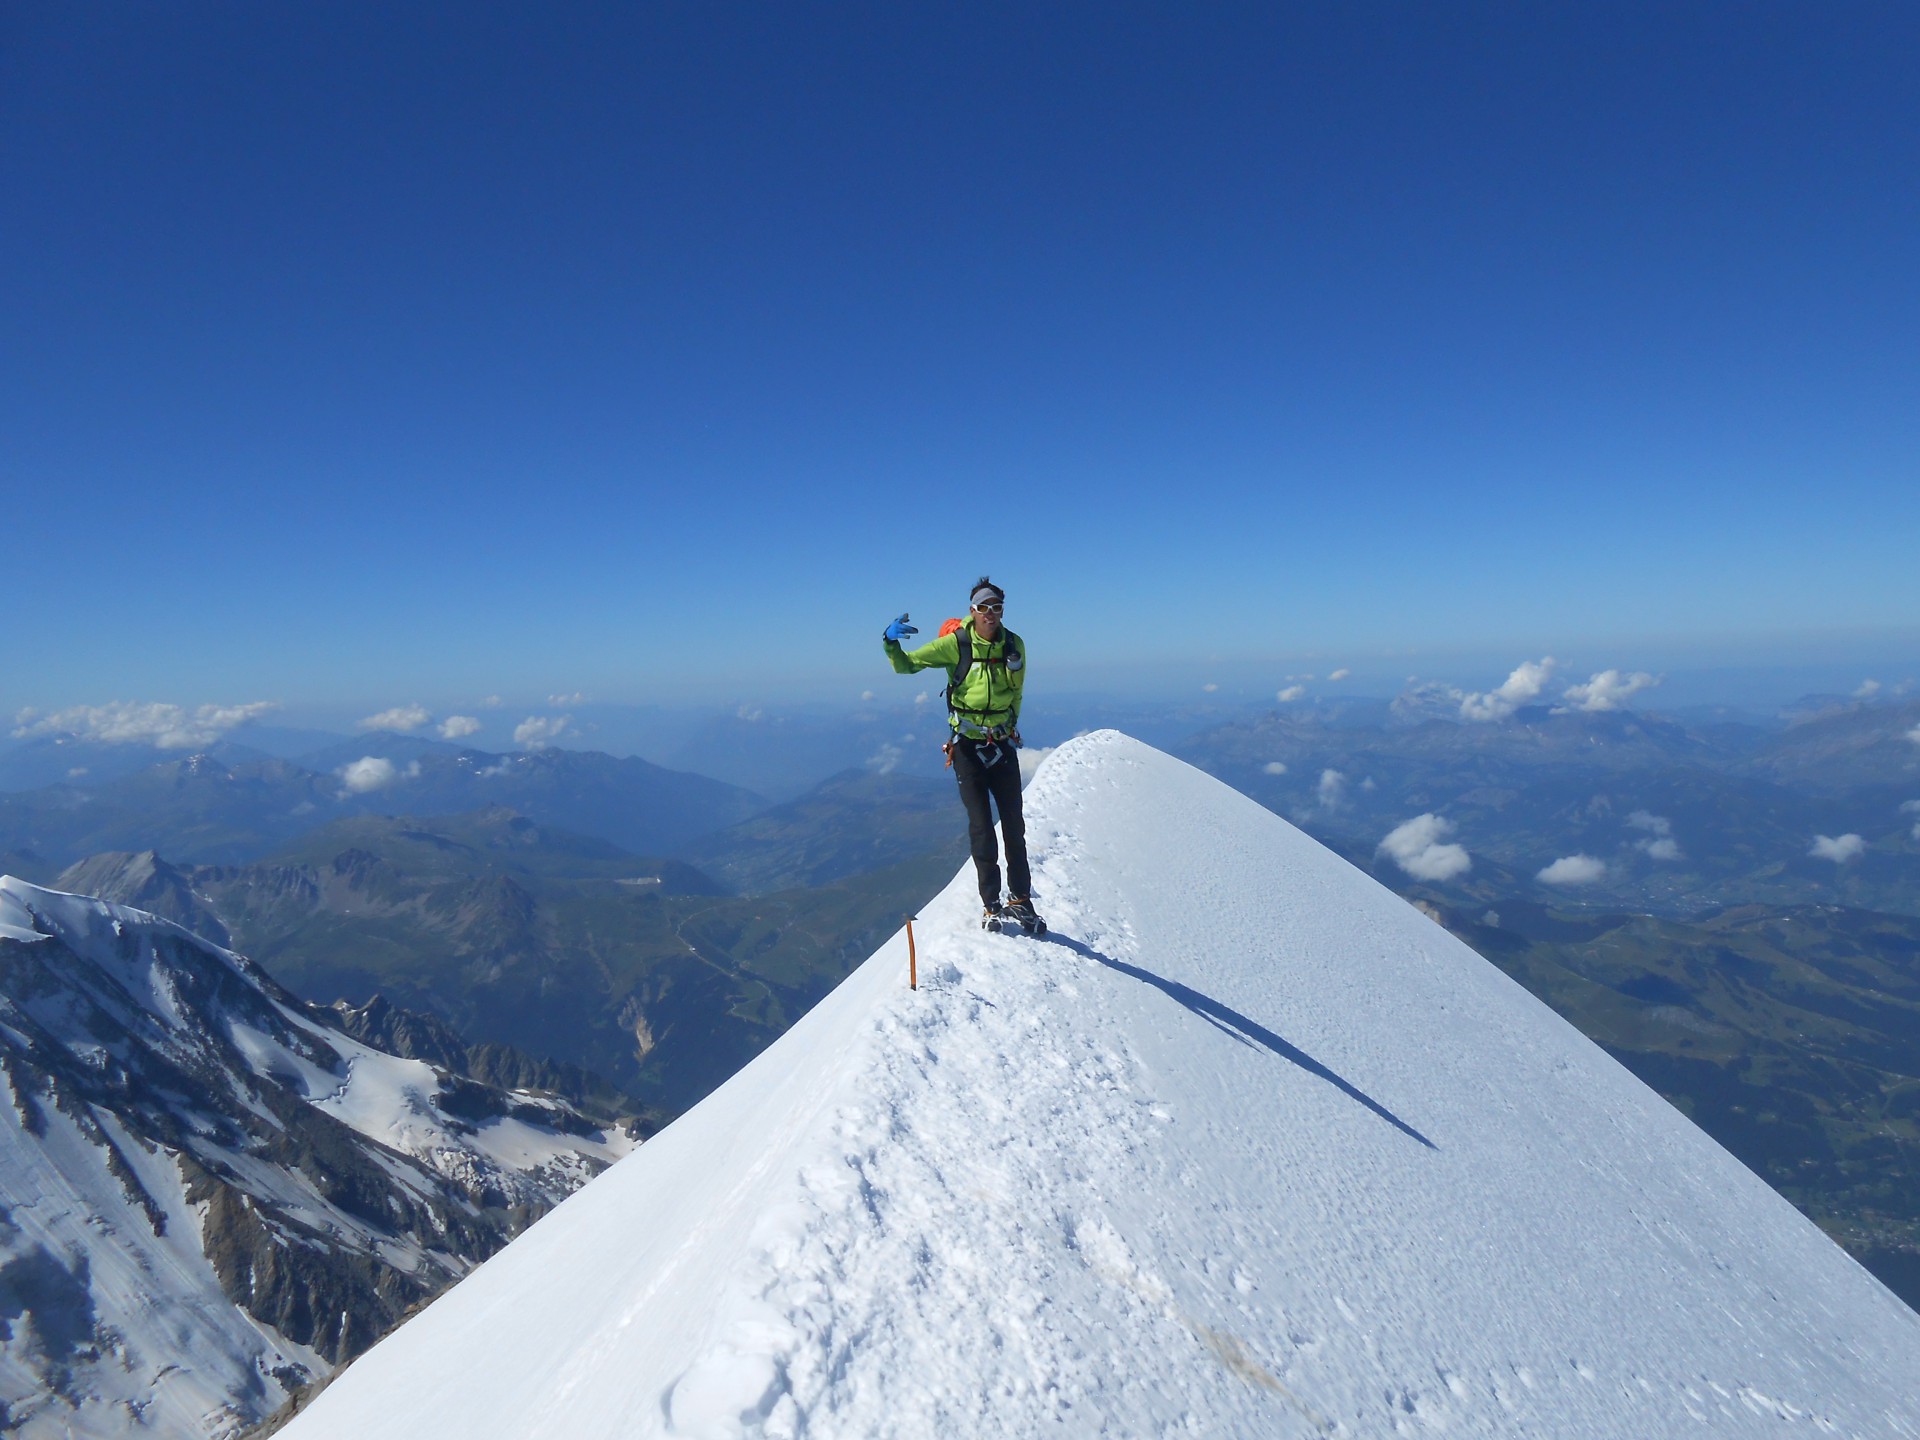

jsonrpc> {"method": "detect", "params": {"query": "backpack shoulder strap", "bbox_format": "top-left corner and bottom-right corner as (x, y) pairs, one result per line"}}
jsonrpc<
(946, 628), (974, 703)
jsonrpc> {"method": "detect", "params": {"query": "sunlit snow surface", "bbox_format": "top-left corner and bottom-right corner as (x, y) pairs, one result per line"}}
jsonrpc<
(285, 731), (1920, 1439)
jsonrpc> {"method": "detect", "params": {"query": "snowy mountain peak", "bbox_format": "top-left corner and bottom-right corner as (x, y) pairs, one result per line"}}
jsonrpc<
(284, 731), (1920, 1439)
(0, 876), (637, 1438)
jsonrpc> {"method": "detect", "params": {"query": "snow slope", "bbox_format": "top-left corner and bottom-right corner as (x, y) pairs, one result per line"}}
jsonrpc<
(283, 731), (1920, 1439)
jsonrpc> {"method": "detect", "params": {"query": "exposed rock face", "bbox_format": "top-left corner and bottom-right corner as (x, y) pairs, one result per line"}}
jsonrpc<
(51, 849), (232, 946)
(0, 877), (640, 1439)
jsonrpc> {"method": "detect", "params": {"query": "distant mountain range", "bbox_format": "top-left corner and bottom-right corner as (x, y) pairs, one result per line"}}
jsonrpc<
(684, 769), (964, 894)
(0, 877), (641, 1439)
(8, 691), (1920, 1374)
(1178, 696), (1920, 918)
(0, 735), (765, 869)
(51, 809), (953, 1116)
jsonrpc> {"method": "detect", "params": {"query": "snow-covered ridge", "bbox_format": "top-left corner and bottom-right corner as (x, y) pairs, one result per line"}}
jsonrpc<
(0, 876), (638, 1439)
(284, 730), (1920, 1439)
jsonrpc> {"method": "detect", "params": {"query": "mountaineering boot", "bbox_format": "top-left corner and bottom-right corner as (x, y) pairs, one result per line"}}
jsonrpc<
(981, 900), (1006, 933)
(1003, 895), (1046, 936)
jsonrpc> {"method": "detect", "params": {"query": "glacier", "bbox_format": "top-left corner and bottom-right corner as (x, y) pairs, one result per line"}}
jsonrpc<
(282, 731), (1920, 1438)
(0, 875), (637, 1437)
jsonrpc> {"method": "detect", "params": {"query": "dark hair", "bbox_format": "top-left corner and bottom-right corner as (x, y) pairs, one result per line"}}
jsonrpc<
(970, 575), (1005, 604)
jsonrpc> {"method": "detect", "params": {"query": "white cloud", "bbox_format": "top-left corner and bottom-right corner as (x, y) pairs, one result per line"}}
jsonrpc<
(12, 700), (277, 750)
(480, 695), (504, 709)
(1276, 685), (1306, 703)
(514, 715), (573, 749)
(1378, 814), (1472, 882)
(1810, 833), (1865, 863)
(914, 691), (933, 709)
(1559, 669), (1660, 713)
(1317, 768), (1347, 809)
(859, 690), (875, 702)
(1018, 745), (1056, 782)
(1262, 761), (1289, 776)
(549, 692), (587, 707)
(866, 743), (903, 776)
(439, 715), (482, 740)
(338, 756), (420, 794)
(736, 705), (765, 723)
(360, 703), (431, 733)
(1906, 801), (1920, 841)
(1328, 668), (1351, 682)
(1854, 679), (1882, 699)
(1908, 724), (1920, 746)
(1626, 810), (1682, 860)
(1460, 658), (1555, 722)
(1203, 682), (1219, 693)
(1538, 854), (1607, 886)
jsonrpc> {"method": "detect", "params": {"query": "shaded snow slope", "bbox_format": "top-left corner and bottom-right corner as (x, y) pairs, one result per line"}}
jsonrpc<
(284, 731), (1920, 1439)
(0, 878), (636, 1438)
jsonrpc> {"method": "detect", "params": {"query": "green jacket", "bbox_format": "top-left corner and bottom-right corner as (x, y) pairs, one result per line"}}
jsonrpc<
(885, 621), (1026, 738)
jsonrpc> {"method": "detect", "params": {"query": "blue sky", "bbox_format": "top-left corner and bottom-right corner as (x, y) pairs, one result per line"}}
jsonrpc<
(5, 2), (1916, 723)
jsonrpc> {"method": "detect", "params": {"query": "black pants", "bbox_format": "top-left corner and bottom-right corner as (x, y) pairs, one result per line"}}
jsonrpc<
(951, 735), (1030, 907)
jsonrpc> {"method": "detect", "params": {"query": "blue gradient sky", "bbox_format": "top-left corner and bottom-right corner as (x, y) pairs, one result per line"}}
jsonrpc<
(5, 3), (1916, 719)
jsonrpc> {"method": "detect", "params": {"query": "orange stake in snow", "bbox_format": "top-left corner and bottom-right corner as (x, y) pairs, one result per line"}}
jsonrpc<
(906, 916), (918, 991)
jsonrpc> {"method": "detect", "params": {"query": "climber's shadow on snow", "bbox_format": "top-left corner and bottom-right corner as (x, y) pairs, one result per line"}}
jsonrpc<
(1040, 934), (1436, 1151)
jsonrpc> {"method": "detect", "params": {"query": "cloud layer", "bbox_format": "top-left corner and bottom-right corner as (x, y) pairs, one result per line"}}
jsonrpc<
(1809, 833), (1865, 863)
(515, 714), (573, 749)
(13, 701), (277, 750)
(1317, 768), (1347, 809)
(338, 756), (420, 793)
(1459, 658), (1554, 722)
(360, 703), (432, 733)
(1627, 810), (1682, 861)
(1537, 854), (1606, 886)
(1560, 670), (1660, 712)
(1378, 814), (1472, 881)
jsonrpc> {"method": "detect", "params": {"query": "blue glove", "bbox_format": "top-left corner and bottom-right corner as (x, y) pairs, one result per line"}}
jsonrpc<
(884, 613), (918, 643)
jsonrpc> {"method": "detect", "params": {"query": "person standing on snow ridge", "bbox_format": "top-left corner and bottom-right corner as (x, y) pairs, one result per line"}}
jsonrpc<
(881, 577), (1044, 934)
